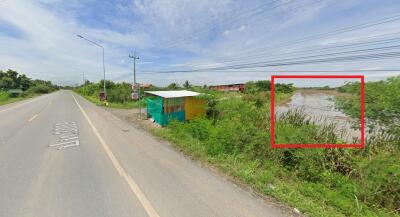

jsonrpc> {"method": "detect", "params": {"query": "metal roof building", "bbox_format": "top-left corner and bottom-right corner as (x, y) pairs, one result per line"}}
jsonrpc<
(145, 90), (201, 98)
(145, 90), (206, 126)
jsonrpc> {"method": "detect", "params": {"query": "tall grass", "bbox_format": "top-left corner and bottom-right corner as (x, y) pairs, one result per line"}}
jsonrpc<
(0, 91), (10, 102)
(153, 94), (399, 217)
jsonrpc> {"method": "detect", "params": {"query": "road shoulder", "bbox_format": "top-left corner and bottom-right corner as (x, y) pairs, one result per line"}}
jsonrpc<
(74, 92), (301, 217)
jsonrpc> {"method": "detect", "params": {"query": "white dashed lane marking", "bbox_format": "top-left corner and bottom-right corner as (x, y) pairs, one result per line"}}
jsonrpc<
(28, 114), (38, 122)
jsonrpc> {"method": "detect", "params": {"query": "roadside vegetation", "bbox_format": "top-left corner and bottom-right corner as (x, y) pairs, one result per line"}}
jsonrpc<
(75, 77), (399, 216)
(150, 78), (399, 217)
(335, 76), (400, 138)
(0, 69), (59, 105)
(74, 79), (219, 109)
(74, 80), (145, 109)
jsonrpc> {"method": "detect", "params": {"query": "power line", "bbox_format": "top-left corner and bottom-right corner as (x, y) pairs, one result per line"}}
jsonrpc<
(151, 43), (400, 73)
(152, 12), (400, 73)
(159, 0), (296, 48)
(210, 13), (400, 62)
(213, 34), (400, 64)
(136, 69), (400, 74)
(160, 0), (326, 49)
(217, 44), (400, 68)
(142, 51), (400, 74)
(160, 34), (400, 70)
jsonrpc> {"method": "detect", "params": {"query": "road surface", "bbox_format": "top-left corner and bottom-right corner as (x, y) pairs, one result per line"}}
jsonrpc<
(0, 90), (295, 217)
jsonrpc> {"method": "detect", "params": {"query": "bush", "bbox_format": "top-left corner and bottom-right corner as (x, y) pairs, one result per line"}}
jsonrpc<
(359, 154), (400, 211)
(0, 91), (10, 102)
(28, 84), (53, 94)
(107, 84), (131, 104)
(161, 90), (399, 216)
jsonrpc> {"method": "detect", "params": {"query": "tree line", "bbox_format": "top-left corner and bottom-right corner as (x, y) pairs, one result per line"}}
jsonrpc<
(0, 69), (59, 94)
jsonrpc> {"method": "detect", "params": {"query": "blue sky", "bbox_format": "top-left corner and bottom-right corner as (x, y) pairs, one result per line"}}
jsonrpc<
(0, 0), (400, 86)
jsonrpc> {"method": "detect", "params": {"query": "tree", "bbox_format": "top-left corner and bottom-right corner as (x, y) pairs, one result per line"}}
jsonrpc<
(255, 80), (271, 90)
(18, 74), (31, 91)
(0, 77), (13, 90)
(183, 80), (191, 89)
(167, 83), (179, 90)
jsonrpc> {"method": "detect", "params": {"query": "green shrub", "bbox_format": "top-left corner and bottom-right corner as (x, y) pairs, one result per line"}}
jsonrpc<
(359, 154), (400, 211)
(0, 91), (10, 102)
(28, 84), (53, 94)
(160, 90), (399, 216)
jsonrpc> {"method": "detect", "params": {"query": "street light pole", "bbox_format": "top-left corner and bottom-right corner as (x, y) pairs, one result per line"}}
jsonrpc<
(101, 46), (106, 97)
(77, 34), (107, 100)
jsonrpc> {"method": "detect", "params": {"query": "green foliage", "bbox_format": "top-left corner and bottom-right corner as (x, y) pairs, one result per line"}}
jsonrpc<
(244, 80), (273, 94)
(359, 154), (400, 211)
(107, 82), (132, 104)
(0, 69), (57, 104)
(28, 84), (53, 94)
(0, 91), (10, 102)
(153, 85), (399, 216)
(183, 80), (191, 89)
(335, 76), (400, 138)
(0, 69), (57, 92)
(167, 82), (179, 90)
(75, 80), (145, 109)
(275, 83), (295, 93)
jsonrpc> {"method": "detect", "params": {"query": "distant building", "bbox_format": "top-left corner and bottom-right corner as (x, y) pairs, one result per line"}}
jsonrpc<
(209, 83), (245, 92)
(145, 90), (206, 126)
(140, 83), (153, 88)
(131, 83), (153, 90)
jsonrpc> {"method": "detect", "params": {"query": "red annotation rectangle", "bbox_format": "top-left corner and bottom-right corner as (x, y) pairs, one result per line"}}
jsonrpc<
(270, 75), (365, 149)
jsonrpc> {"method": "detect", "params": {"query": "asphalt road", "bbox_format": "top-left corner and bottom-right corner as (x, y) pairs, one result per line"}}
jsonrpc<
(0, 90), (294, 217)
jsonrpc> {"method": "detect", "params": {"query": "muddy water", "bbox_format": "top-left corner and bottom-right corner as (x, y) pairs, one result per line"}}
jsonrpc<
(276, 91), (361, 142)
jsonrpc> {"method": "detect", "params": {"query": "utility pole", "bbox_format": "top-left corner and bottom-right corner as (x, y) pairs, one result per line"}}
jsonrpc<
(129, 52), (140, 119)
(82, 72), (85, 95)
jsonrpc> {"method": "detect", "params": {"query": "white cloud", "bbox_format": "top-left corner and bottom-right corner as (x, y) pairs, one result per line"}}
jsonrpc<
(0, 0), (399, 86)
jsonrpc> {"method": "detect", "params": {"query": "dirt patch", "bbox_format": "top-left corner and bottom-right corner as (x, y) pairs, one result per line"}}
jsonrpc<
(104, 107), (162, 131)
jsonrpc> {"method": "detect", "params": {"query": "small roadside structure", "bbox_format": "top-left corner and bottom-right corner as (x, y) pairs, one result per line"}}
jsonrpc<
(145, 90), (206, 126)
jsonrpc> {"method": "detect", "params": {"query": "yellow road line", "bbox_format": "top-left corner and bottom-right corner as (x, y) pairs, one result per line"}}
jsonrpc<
(71, 93), (160, 217)
(28, 114), (38, 122)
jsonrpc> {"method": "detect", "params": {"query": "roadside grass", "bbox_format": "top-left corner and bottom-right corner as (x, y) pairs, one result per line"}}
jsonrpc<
(0, 96), (25, 106)
(74, 82), (399, 216)
(76, 92), (144, 109)
(149, 92), (399, 217)
(0, 91), (41, 106)
(152, 124), (400, 217)
(151, 122), (396, 217)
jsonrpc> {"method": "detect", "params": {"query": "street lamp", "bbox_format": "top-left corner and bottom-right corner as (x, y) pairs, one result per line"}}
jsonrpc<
(77, 34), (107, 100)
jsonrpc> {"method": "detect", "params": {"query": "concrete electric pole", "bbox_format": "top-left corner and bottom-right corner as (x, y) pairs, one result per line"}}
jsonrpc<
(129, 53), (141, 119)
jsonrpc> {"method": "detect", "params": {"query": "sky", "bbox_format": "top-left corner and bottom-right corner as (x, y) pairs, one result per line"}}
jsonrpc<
(0, 0), (400, 86)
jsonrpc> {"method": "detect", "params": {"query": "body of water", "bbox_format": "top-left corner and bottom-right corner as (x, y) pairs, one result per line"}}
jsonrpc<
(276, 91), (361, 142)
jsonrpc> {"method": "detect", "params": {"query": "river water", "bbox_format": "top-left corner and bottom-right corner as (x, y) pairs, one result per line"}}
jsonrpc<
(275, 91), (361, 142)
